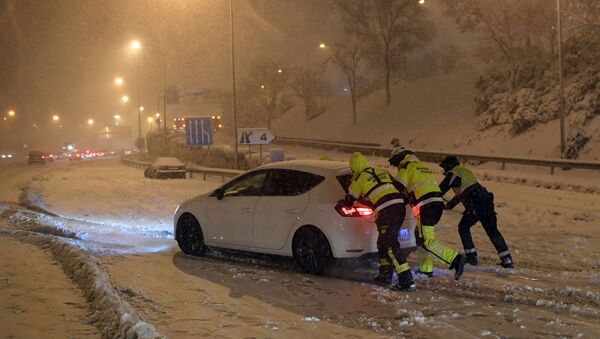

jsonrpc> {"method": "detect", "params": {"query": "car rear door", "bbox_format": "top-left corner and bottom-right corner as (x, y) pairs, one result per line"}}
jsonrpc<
(252, 169), (324, 250)
(203, 170), (267, 247)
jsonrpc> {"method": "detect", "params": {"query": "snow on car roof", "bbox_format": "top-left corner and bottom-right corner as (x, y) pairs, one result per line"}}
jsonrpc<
(258, 159), (349, 175)
(152, 157), (184, 167)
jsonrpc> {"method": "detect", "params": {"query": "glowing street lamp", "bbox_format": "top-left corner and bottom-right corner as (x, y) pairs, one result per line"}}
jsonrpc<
(114, 77), (124, 86)
(87, 119), (94, 125)
(139, 106), (144, 112)
(121, 95), (129, 103)
(418, 0), (425, 4)
(155, 113), (160, 118)
(52, 115), (60, 122)
(130, 40), (141, 50)
(319, 43), (326, 49)
(113, 114), (121, 120)
(277, 69), (283, 74)
(7, 110), (15, 117)
(147, 117), (154, 123)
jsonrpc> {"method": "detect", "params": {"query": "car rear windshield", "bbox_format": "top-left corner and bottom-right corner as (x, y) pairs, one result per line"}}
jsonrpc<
(336, 174), (353, 193)
(262, 169), (325, 196)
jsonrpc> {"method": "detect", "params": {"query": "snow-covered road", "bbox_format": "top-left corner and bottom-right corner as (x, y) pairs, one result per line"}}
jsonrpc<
(1, 156), (599, 337)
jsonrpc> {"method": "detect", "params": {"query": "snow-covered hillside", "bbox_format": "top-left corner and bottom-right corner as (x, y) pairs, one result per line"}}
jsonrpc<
(272, 68), (600, 161)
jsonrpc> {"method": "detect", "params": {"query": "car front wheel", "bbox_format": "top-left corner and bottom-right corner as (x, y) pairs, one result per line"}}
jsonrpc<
(292, 226), (333, 275)
(176, 214), (207, 256)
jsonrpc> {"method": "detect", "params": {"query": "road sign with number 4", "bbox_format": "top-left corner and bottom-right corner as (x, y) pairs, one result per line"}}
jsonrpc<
(237, 128), (277, 145)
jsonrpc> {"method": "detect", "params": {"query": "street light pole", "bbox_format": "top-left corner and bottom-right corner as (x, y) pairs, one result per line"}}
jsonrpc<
(557, 0), (566, 157)
(136, 62), (141, 138)
(230, 0), (239, 169)
(163, 60), (167, 153)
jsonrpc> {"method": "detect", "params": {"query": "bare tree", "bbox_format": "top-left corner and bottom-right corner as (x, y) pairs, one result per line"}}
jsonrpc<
(330, 42), (364, 125)
(446, 0), (553, 89)
(290, 65), (330, 121)
(334, 0), (434, 105)
(244, 58), (290, 129)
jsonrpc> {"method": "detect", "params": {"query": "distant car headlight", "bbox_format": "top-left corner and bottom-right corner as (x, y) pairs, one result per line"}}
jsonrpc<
(1, 155), (5, 159)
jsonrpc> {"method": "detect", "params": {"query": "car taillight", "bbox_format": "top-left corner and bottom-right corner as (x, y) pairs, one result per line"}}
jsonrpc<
(335, 204), (374, 217)
(412, 206), (420, 218)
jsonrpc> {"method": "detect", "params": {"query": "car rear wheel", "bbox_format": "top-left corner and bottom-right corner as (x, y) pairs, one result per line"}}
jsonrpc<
(292, 226), (333, 275)
(176, 214), (207, 256)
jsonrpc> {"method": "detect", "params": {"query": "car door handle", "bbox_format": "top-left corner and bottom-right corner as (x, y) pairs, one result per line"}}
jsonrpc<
(242, 207), (254, 213)
(286, 209), (300, 214)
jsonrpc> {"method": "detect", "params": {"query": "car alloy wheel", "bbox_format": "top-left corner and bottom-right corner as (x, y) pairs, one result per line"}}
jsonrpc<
(293, 226), (333, 275)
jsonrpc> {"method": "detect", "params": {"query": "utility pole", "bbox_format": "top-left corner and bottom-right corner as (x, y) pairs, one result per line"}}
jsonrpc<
(230, 0), (239, 169)
(557, 0), (566, 157)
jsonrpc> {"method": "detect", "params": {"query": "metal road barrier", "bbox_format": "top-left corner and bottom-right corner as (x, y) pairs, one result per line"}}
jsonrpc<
(120, 155), (243, 182)
(275, 137), (600, 175)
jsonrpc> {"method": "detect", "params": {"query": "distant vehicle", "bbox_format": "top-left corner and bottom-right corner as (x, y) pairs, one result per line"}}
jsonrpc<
(42, 152), (55, 162)
(27, 151), (46, 165)
(0, 152), (13, 160)
(173, 160), (417, 275)
(67, 152), (83, 161)
(144, 157), (187, 179)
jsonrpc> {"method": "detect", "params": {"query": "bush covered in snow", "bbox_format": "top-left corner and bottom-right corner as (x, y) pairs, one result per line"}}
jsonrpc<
(447, 0), (600, 152)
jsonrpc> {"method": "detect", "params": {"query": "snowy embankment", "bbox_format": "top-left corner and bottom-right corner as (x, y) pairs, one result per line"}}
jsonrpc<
(11, 229), (162, 338)
(272, 68), (600, 161)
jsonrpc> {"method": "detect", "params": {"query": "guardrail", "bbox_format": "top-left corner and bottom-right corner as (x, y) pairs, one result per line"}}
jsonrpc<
(275, 137), (600, 175)
(120, 155), (243, 182)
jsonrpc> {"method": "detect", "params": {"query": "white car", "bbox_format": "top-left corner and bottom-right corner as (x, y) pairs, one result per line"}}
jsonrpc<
(173, 160), (417, 275)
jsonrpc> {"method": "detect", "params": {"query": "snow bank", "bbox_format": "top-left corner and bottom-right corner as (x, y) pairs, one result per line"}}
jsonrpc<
(13, 229), (164, 339)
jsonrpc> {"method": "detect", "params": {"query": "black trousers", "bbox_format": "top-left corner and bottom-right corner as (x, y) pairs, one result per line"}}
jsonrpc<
(459, 187), (509, 256)
(375, 204), (408, 271)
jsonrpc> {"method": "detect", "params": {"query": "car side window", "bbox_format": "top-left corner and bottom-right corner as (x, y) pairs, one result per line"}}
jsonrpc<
(222, 170), (267, 197)
(263, 169), (325, 196)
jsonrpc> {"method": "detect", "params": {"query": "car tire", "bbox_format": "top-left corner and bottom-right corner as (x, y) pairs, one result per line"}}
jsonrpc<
(176, 214), (207, 256)
(144, 168), (151, 178)
(292, 226), (334, 275)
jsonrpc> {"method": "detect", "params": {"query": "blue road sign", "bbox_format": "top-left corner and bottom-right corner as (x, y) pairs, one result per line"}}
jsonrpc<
(185, 117), (213, 146)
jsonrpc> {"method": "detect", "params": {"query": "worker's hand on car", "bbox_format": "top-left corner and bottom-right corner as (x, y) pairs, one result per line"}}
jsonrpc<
(337, 199), (352, 208)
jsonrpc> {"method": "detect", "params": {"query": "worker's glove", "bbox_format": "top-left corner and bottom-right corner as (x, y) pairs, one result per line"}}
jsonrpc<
(337, 199), (349, 208)
(445, 203), (454, 210)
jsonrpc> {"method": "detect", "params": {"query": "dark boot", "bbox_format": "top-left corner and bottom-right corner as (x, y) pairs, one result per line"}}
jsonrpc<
(450, 254), (467, 281)
(416, 270), (433, 278)
(466, 253), (478, 266)
(391, 270), (416, 291)
(373, 266), (394, 286)
(499, 255), (514, 268)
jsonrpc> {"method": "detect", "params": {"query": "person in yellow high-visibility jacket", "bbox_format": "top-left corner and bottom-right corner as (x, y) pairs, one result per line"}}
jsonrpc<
(340, 152), (415, 291)
(388, 147), (467, 280)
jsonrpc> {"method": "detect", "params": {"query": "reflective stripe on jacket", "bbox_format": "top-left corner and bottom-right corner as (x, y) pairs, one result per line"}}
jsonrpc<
(449, 165), (479, 195)
(395, 157), (441, 201)
(349, 167), (401, 206)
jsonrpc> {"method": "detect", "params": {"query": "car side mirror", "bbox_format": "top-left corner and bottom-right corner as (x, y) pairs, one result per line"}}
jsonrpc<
(215, 188), (225, 200)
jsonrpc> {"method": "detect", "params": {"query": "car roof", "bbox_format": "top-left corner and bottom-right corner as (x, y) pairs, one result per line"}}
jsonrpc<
(257, 160), (350, 176)
(152, 157), (184, 166)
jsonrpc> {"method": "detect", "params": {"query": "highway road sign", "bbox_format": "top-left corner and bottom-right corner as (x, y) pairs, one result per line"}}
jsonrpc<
(237, 128), (277, 145)
(185, 117), (213, 146)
